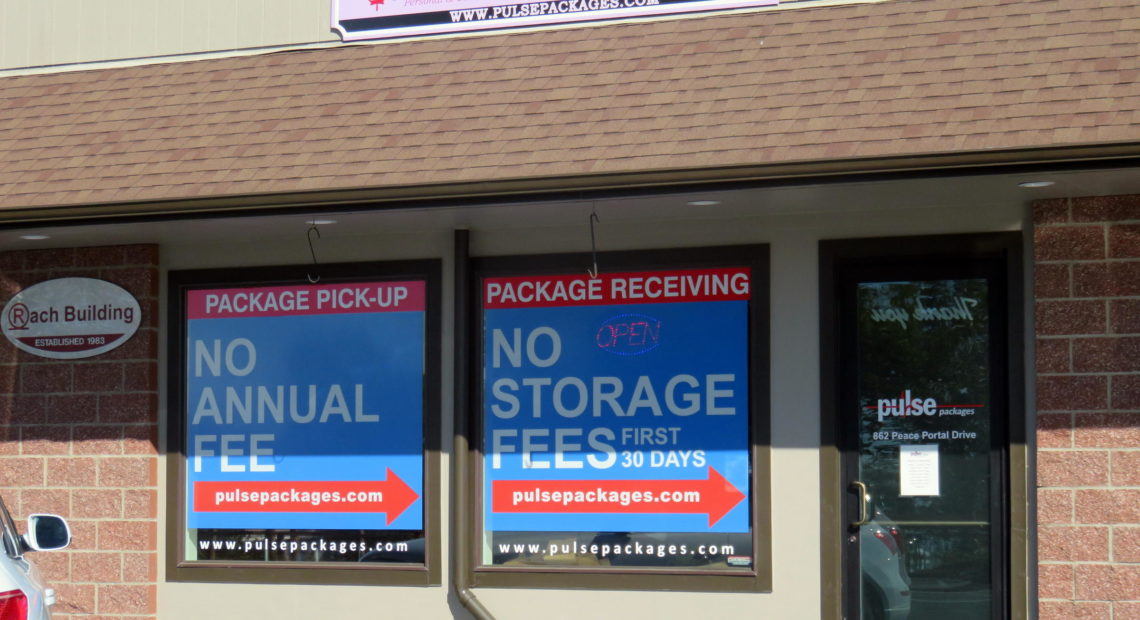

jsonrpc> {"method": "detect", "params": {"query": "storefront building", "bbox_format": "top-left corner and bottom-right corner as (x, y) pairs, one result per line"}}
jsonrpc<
(0, 0), (1137, 618)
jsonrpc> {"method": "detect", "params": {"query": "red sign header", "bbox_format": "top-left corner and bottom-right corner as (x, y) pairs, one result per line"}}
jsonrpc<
(187, 281), (425, 319)
(483, 268), (750, 309)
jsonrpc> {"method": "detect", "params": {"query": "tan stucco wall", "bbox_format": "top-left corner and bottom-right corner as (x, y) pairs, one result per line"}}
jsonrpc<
(0, 0), (336, 71)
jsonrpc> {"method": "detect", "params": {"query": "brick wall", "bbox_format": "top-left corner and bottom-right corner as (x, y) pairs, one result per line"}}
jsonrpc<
(0, 245), (158, 619)
(1035, 196), (1140, 620)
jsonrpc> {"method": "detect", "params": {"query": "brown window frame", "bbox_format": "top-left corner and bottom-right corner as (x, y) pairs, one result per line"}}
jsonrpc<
(462, 245), (772, 592)
(817, 232), (1028, 619)
(165, 260), (442, 585)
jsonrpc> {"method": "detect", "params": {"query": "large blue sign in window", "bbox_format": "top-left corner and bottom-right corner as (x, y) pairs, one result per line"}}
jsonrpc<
(169, 261), (441, 583)
(474, 247), (769, 581)
(186, 280), (425, 532)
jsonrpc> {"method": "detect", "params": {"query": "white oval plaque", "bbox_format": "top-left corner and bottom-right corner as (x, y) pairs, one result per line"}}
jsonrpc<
(2, 277), (141, 359)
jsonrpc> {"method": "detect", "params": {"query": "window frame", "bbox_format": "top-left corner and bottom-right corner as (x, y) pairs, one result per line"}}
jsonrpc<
(165, 260), (442, 585)
(817, 232), (1027, 619)
(464, 245), (771, 592)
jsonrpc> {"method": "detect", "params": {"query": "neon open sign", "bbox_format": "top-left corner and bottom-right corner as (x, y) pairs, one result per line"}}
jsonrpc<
(596, 313), (662, 355)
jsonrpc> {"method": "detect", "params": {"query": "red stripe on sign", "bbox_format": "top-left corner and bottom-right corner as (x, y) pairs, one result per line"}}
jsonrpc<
(483, 268), (750, 308)
(194, 469), (418, 525)
(17, 333), (125, 352)
(491, 468), (745, 527)
(187, 281), (425, 319)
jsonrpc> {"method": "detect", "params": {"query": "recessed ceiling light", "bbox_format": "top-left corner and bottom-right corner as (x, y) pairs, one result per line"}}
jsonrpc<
(1018, 181), (1055, 188)
(687, 200), (721, 207)
(19, 234), (49, 240)
(306, 218), (338, 225)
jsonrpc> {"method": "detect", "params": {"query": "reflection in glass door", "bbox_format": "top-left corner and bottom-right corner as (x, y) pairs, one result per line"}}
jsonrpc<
(843, 275), (1006, 620)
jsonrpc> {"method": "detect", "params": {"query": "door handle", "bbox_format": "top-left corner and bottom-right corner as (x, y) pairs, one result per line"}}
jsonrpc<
(849, 480), (871, 528)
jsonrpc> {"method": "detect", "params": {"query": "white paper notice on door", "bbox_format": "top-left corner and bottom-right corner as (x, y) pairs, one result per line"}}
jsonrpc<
(899, 444), (940, 496)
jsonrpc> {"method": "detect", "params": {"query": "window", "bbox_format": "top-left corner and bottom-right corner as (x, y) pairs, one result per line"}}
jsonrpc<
(818, 233), (1026, 619)
(466, 246), (770, 591)
(166, 260), (441, 585)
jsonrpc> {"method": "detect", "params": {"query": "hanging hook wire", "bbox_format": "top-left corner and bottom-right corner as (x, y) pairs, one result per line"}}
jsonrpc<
(306, 224), (321, 284)
(587, 206), (600, 279)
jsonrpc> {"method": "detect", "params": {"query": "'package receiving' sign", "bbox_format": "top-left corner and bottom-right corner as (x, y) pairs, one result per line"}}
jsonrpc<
(482, 268), (751, 534)
(185, 280), (426, 531)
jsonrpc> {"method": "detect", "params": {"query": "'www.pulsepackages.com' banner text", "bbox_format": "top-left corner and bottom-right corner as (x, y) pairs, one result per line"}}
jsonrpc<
(482, 268), (751, 536)
(333, 0), (778, 41)
(185, 281), (425, 531)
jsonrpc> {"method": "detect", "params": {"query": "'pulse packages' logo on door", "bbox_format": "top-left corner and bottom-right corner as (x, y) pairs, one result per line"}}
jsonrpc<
(870, 390), (980, 422)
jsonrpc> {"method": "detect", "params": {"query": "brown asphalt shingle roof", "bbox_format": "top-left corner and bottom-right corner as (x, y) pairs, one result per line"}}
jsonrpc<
(0, 0), (1137, 213)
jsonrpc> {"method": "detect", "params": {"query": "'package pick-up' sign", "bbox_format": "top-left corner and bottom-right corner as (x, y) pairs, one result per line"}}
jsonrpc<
(185, 280), (426, 530)
(483, 268), (751, 533)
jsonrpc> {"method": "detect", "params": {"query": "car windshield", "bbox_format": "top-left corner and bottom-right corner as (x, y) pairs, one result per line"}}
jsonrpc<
(0, 494), (22, 558)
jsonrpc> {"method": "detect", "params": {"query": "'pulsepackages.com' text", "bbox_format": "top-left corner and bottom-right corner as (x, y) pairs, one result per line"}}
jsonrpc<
(450, 0), (658, 22)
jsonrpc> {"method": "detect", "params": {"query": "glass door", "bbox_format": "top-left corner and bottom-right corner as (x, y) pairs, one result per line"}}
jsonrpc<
(839, 266), (1008, 620)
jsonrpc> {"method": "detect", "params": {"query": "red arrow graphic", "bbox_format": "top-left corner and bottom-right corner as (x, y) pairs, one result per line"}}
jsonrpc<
(492, 467), (745, 527)
(194, 468), (419, 525)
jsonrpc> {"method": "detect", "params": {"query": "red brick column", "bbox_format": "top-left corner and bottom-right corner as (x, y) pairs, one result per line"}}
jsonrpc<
(0, 245), (158, 619)
(1035, 196), (1140, 619)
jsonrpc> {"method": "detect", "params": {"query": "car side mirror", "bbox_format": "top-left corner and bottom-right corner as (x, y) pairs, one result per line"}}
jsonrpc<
(23, 514), (71, 552)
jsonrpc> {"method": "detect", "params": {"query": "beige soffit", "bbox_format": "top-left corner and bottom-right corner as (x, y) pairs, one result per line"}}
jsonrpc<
(0, 0), (1137, 219)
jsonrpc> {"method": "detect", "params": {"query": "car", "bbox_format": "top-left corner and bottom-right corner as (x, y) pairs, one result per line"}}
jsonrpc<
(0, 494), (71, 620)
(861, 510), (912, 620)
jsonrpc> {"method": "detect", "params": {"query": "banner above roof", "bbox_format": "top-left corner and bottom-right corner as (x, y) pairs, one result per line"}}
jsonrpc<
(332, 0), (777, 40)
